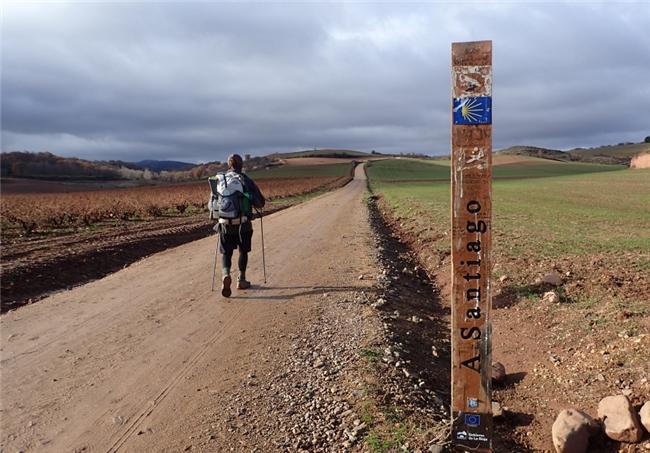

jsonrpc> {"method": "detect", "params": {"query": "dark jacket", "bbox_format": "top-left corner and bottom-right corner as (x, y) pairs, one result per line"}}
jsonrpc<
(237, 171), (265, 214)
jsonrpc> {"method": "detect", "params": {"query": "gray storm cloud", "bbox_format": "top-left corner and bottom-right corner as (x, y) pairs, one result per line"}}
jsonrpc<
(2, 2), (649, 162)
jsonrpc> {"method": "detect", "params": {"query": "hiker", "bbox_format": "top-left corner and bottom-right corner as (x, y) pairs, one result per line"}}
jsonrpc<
(209, 154), (265, 297)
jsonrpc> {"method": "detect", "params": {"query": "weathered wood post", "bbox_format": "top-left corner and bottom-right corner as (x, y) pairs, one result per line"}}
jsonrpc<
(450, 40), (493, 452)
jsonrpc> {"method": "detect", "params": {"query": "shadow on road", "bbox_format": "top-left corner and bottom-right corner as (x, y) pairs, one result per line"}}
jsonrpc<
(497, 371), (528, 389)
(232, 285), (367, 301)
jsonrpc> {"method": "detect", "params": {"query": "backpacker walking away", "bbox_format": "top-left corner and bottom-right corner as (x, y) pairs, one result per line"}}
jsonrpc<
(208, 154), (266, 297)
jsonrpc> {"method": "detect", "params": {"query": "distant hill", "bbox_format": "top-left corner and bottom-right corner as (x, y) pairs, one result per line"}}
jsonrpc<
(271, 148), (371, 159)
(0, 151), (228, 182)
(0, 152), (277, 182)
(497, 146), (569, 162)
(135, 160), (195, 172)
(497, 142), (650, 166)
(6, 142), (646, 183)
(566, 143), (649, 164)
(0, 151), (131, 180)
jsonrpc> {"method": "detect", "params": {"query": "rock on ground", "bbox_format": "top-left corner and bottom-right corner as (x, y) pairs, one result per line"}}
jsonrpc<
(492, 361), (506, 385)
(551, 409), (599, 453)
(640, 401), (650, 433)
(597, 395), (643, 443)
(543, 272), (563, 286)
(542, 291), (560, 304)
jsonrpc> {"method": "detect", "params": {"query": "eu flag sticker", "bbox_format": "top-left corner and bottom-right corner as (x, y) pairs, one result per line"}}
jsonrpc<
(453, 96), (492, 125)
(464, 413), (481, 427)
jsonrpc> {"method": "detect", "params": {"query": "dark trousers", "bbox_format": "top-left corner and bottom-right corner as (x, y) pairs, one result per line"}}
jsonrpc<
(217, 222), (253, 278)
(222, 250), (248, 277)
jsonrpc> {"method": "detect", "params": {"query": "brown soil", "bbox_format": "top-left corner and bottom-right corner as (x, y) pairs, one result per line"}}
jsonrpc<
(0, 201), (295, 313)
(490, 253), (650, 452)
(365, 195), (453, 447)
(1, 215), (213, 312)
(1, 177), (145, 193)
(492, 155), (541, 165)
(2, 164), (647, 452)
(0, 165), (381, 452)
(374, 198), (650, 452)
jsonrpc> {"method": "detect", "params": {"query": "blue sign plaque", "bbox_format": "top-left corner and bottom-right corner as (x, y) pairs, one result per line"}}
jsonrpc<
(453, 96), (492, 125)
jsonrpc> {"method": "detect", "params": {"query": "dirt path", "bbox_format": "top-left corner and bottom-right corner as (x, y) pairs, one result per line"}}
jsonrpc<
(0, 215), (214, 311)
(0, 165), (378, 452)
(1, 194), (324, 312)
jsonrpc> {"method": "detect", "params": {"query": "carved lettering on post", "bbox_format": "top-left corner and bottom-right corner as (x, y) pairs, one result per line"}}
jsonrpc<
(450, 40), (493, 452)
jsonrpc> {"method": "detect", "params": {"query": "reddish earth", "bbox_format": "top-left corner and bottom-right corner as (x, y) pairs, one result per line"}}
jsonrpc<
(376, 198), (650, 452)
(0, 165), (382, 452)
(0, 199), (299, 313)
(492, 155), (545, 165)
(1, 177), (137, 193)
(1, 214), (213, 312)
(2, 164), (648, 452)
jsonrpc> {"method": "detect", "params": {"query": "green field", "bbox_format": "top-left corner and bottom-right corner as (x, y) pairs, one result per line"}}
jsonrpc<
(366, 157), (623, 182)
(367, 159), (650, 259)
(367, 157), (649, 452)
(493, 160), (622, 179)
(247, 162), (353, 179)
(365, 159), (450, 181)
(271, 148), (369, 159)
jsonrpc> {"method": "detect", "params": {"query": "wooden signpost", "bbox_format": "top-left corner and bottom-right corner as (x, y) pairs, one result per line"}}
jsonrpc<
(450, 40), (493, 452)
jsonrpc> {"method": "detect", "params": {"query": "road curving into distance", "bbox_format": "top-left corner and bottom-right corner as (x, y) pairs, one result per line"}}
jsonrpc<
(1, 164), (378, 452)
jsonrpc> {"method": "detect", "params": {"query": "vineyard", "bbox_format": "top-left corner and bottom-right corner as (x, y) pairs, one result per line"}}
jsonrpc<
(1, 176), (348, 237)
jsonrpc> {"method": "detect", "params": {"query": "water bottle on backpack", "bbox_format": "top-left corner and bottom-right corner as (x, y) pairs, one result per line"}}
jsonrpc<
(208, 172), (251, 221)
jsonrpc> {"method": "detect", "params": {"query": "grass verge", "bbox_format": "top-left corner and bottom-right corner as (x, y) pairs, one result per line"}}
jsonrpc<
(366, 158), (650, 451)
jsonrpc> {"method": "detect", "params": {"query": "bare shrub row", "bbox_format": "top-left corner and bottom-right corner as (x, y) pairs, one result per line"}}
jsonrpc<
(1, 176), (348, 236)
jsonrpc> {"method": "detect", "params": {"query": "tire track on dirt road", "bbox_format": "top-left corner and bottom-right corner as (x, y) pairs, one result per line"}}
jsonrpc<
(1, 164), (377, 453)
(104, 304), (246, 453)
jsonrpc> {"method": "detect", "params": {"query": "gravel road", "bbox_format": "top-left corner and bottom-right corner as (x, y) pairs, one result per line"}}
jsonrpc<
(1, 165), (380, 452)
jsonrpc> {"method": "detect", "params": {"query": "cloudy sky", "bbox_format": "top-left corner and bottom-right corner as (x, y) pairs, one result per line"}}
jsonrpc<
(2, 1), (649, 163)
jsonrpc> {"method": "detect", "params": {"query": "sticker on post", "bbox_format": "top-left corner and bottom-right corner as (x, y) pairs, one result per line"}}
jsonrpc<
(464, 413), (481, 427)
(453, 96), (492, 125)
(455, 430), (489, 442)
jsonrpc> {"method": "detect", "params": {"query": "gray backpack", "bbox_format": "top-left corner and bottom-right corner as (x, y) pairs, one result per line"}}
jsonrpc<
(208, 172), (247, 220)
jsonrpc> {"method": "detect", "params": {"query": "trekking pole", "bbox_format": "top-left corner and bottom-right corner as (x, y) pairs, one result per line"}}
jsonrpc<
(257, 207), (267, 284)
(211, 236), (219, 291)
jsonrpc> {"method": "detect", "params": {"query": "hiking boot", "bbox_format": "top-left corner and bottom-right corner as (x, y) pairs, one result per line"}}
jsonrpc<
(237, 278), (251, 290)
(221, 274), (232, 298)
